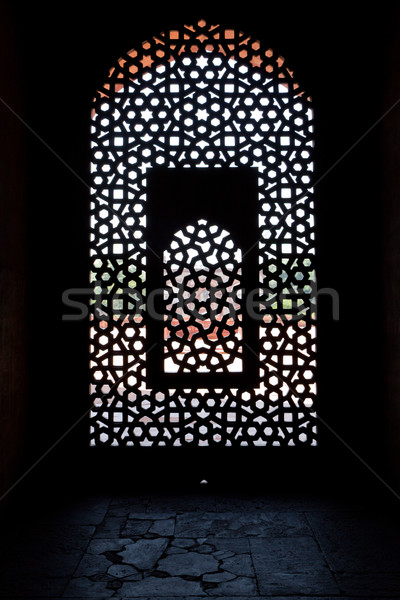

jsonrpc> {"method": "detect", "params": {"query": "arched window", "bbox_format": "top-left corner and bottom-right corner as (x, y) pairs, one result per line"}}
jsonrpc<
(89, 19), (317, 447)
(163, 220), (243, 375)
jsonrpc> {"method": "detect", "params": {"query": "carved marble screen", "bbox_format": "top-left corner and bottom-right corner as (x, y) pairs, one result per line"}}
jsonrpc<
(89, 19), (317, 446)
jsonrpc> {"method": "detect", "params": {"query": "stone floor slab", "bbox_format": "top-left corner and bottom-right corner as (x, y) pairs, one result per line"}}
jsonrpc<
(307, 510), (400, 574)
(108, 496), (149, 516)
(74, 552), (112, 576)
(254, 569), (340, 595)
(158, 550), (219, 576)
(2, 492), (400, 599)
(165, 545), (188, 555)
(108, 562), (141, 579)
(116, 575), (205, 596)
(206, 576), (258, 596)
(85, 537), (132, 554)
(62, 576), (115, 597)
(175, 513), (215, 537)
(250, 536), (327, 572)
(93, 516), (126, 538)
(221, 554), (254, 577)
(122, 519), (153, 537)
(214, 492), (360, 513)
(171, 537), (195, 548)
(175, 511), (311, 538)
(203, 537), (251, 554)
(118, 537), (169, 570)
(129, 512), (176, 520)
(149, 517), (175, 536)
(203, 571), (236, 582)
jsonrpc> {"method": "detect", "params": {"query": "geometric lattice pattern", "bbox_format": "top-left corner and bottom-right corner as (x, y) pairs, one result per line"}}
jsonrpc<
(89, 19), (317, 446)
(164, 220), (243, 374)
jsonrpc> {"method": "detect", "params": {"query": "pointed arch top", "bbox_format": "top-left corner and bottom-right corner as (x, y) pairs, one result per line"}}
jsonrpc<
(94, 19), (310, 102)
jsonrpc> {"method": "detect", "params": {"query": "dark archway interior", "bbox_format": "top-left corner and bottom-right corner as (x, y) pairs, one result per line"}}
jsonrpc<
(2, 1), (399, 491)
(1, 4), (400, 595)
(2, 0), (399, 496)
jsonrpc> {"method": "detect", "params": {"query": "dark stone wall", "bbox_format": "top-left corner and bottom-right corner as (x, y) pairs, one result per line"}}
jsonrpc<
(0, 1), (27, 501)
(381, 8), (400, 488)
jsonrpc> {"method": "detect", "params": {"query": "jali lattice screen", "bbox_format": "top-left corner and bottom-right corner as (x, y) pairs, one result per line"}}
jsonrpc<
(89, 19), (317, 446)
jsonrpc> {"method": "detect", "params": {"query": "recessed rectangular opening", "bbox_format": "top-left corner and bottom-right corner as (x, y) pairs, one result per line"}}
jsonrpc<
(146, 167), (259, 389)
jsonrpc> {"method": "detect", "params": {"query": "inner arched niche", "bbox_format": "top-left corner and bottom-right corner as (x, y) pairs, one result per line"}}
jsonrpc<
(163, 220), (243, 375)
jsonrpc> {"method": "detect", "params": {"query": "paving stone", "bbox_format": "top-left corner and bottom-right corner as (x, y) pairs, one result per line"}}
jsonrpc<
(171, 537), (195, 548)
(63, 576), (114, 597)
(165, 545), (188, 555)
(221, 554), (254, 577)
(116, 575), (205, 596)
(149, 518), (175, 536)
(93, 516), (126, 538)
(106, 507), (131, 517)
(203, 571), (237, 582)
(74, 552), (112, 576)
(118, 538), (169, 570)
(255, 569), (340, 595)
(157, 551), (219, 576)
(213, 549), (235, 560)
(175, 513), (216, 537)
(251, 536), (340, 595)
(196, 543), (215, 553)
(250, 536), (327, 572)
(307, 510), (400, 573)
(203, 537), (250, 554)
(206, 575), (258, 596)
(176, 511), (311, 538)
(107, 563), (141, 579)
(218, 511), (311, 537)
(4, 492), (400, 599)
(215, 492), (350, 513)
(128, 512), (176, 520)
(109, 496), (149, 516)
(122, 519), (152, 536)
(85, 537), (132, 554)
(107, 504), (137, 517)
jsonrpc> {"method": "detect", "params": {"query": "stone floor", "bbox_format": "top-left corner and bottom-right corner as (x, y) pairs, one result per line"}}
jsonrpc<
(1, 488), (400, 599)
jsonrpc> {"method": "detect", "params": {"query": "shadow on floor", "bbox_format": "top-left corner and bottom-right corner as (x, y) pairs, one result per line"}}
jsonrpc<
(1, 471), (400, 599)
